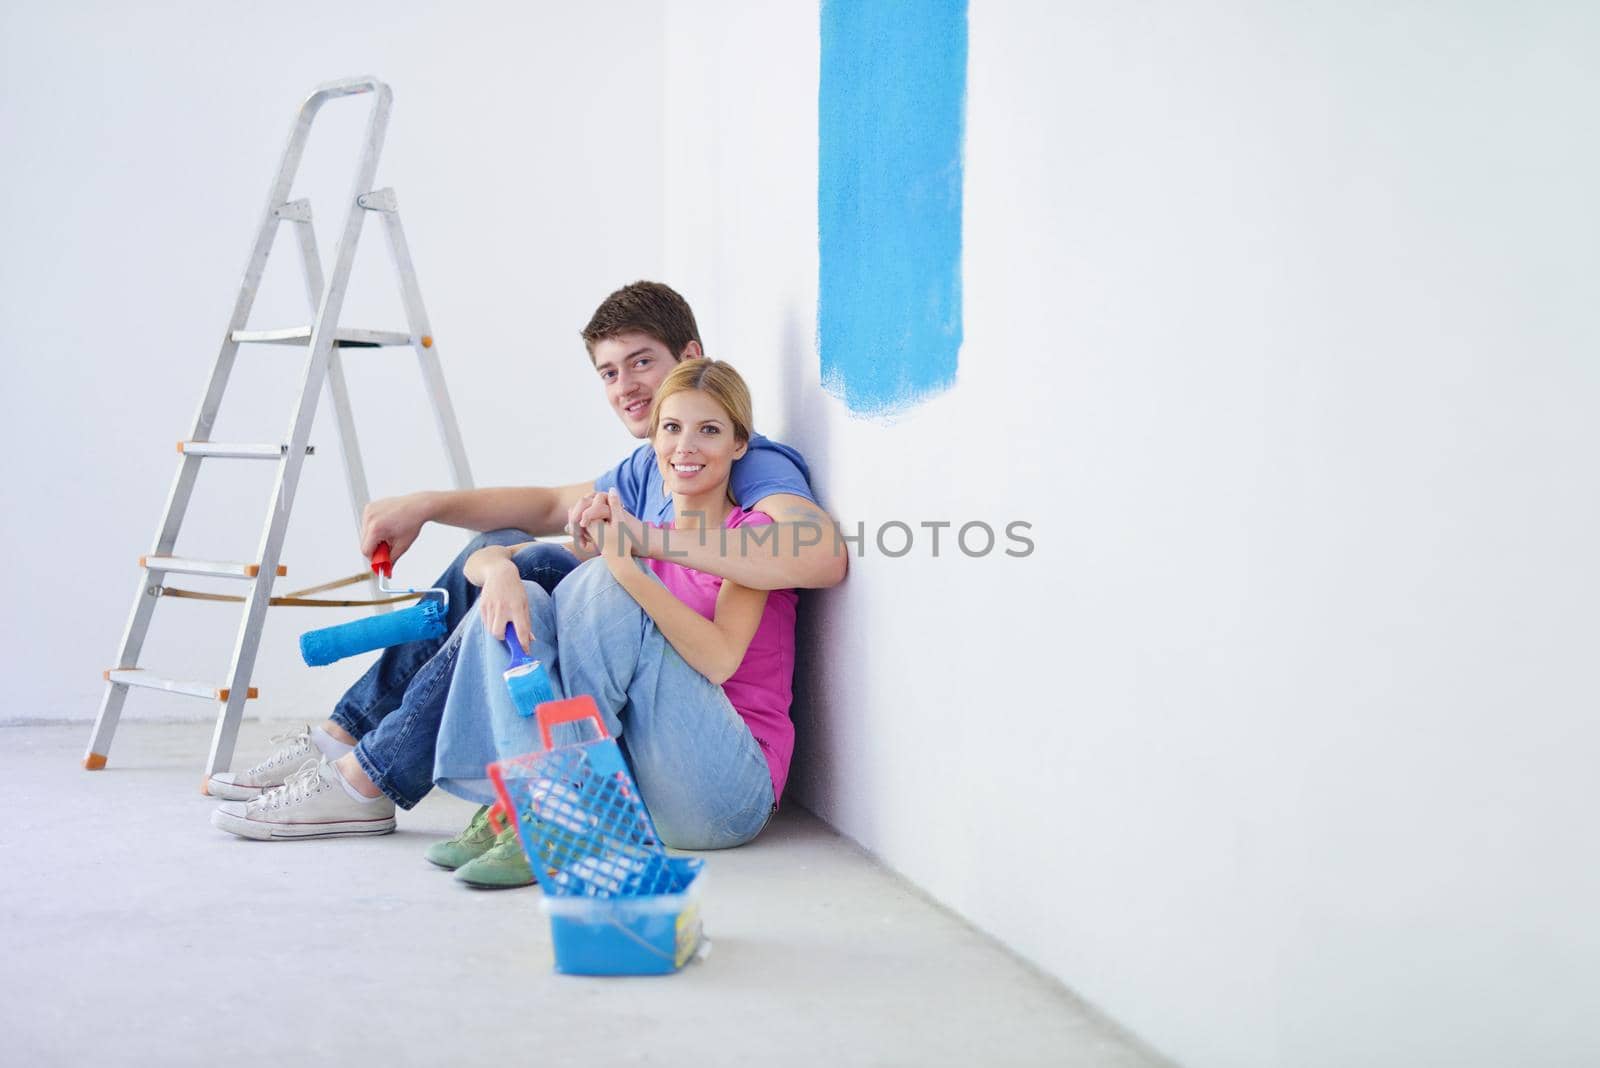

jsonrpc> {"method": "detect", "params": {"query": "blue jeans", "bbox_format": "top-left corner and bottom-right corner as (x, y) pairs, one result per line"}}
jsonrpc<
(330, 531), (580, 809)
(433, 558), (776, 850)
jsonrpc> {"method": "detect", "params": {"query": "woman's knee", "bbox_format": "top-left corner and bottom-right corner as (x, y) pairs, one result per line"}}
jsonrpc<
(558, 560), (651, 629)
(568, 556), (617, 587)
(520, 580), (556, 622)
(559, 557), (624, 602)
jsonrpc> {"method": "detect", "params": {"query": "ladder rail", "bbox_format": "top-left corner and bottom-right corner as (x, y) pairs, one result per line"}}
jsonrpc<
(286, 208), (384, 610)
(373, 198), (474, 491)
(206, 82), (395, 776)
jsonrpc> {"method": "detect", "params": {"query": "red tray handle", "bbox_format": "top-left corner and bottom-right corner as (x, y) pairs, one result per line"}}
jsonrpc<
(536, 695), (609, 751)
(370, 541), (393, 578)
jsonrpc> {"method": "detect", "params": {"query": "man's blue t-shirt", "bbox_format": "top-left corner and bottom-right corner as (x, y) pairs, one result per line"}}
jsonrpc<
(594, 433), (815, 525)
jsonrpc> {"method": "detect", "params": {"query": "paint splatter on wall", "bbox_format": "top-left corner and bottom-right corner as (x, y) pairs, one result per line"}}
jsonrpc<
(818, 0), (967, 417)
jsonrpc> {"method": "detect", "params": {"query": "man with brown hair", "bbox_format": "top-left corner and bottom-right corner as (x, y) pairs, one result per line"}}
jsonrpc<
(207, 281), (843, 882)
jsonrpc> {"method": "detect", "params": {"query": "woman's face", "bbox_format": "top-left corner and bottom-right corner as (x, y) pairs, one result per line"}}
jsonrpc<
(653, 388), (747, 498)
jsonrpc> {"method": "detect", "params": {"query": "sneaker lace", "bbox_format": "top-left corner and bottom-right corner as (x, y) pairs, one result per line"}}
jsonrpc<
(465, 806), (498, 842)
(249, 726), (312, 776)
(257, 760), (327, 810)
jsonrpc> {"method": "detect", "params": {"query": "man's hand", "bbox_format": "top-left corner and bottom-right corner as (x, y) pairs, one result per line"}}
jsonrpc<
(360, 493), (434, 562)
(590, 490), (651, 576)
(565, 491), (605, 556)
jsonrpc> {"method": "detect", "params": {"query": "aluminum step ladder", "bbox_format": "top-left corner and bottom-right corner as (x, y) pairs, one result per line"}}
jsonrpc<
(85, 76), (473, 777)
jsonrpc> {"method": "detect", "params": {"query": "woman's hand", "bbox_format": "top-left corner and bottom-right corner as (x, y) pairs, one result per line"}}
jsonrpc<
(590, 520), (629, 569)
(584, 489), (648, 565)
(477, 557), (535, 653)
(360, 493), (434, 562)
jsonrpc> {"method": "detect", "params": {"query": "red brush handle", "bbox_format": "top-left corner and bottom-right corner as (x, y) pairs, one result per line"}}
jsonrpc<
(536, 695), (609, 751)
(370, 541), (393, 578)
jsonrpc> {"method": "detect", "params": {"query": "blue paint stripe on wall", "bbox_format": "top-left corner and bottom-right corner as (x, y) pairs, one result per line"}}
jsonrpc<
(818, 0), (967, 417)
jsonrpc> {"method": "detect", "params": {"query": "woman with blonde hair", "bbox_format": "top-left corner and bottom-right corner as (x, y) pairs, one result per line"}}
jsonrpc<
(431, 359), (797, 870)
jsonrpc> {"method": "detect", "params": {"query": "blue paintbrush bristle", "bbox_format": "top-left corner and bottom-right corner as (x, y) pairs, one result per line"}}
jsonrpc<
(300, 598), (448, 667)
(505, 661), (555, 716)
(501, 621), (554, 716)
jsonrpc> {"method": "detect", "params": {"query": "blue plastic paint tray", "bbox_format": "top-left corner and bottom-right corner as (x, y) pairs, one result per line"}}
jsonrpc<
(541, 857), (706, 976)
(487, 696), (706, 974)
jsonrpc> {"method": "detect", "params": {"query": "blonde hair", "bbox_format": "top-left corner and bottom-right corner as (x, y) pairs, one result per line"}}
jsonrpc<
(648, 359), (754, 444)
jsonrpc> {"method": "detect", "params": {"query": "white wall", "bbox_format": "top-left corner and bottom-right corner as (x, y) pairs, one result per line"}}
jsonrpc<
(663, 2), (1600, 1066)
(0, 1), (664, 724)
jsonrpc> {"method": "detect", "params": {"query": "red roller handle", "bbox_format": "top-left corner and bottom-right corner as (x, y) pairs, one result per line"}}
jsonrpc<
(371, 542), (393, 578)
(536, 695), (609, 751)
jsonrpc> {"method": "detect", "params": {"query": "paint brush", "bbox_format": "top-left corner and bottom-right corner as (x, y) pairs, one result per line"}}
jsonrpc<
(503, 622), (555, 716)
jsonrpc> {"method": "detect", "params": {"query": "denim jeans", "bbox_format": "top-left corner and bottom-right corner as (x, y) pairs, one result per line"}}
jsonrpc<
(433, 558), (776, 850)
(331, 530), (580, 809)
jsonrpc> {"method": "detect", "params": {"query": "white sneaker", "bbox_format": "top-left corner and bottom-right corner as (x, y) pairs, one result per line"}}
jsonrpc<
(207, 725), (320, 800)
(210, 759), (396, 841)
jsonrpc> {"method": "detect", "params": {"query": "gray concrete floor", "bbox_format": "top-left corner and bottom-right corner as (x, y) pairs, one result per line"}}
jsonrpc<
(2, 721), (1167, 1067)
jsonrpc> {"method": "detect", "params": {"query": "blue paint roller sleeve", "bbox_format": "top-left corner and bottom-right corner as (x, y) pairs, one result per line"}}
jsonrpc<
(299, 599), (448, 667)
(298, 541), (449, 667)
(503, 622), (555, 716)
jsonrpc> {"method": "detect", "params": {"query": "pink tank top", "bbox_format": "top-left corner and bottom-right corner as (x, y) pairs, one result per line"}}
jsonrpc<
(646, 508), (798, 802)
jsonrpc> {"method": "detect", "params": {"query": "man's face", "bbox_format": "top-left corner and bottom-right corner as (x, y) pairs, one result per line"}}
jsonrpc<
(591, 332), (686, 438)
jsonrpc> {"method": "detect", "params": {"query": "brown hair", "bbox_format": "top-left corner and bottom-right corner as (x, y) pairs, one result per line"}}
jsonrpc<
(581, 281), (702, 359)
(649, 359), (754, 446)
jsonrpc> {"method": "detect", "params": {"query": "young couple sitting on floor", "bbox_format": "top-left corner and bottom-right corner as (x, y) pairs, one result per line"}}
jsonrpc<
(208, 280), (846, 888)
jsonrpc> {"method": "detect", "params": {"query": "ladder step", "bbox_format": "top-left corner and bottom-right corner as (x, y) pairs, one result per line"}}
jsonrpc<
(103, 669), (258, 702)
(230, 326), (413, 348)
(177, 441), (315, 459)
(140, 555), (287, 579)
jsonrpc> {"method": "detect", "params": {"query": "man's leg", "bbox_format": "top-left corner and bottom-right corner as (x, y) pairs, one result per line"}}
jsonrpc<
(210, 541), (579, 837)
(327, 529), (545, 740)
(334, 541), (580, 809)
(207, 529), (541, 800)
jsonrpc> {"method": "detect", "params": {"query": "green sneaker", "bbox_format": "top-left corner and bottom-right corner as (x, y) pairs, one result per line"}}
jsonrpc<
(454, 826), (535, 889)
(424, 805), (497, 871)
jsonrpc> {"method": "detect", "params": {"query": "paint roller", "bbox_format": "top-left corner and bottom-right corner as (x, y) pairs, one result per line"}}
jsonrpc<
(299, 542), (448, 666)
